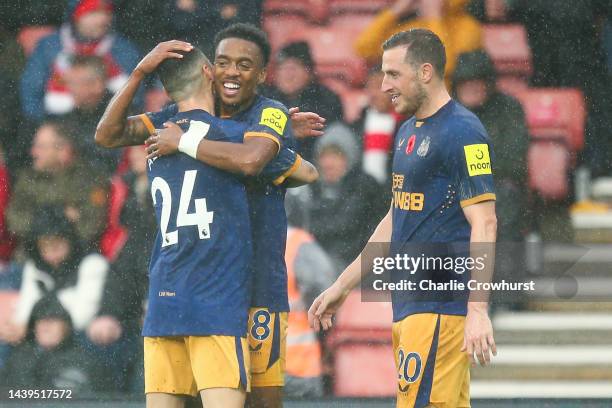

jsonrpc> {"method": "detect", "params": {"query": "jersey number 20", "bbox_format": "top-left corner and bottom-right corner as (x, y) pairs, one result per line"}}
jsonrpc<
(151, 170), (214, 247)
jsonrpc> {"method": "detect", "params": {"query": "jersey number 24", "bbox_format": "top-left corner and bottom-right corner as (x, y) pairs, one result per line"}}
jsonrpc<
(151, 170), (214, 247)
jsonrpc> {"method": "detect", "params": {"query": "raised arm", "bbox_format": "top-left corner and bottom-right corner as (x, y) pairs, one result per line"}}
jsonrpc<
(95, 40), (193, 148)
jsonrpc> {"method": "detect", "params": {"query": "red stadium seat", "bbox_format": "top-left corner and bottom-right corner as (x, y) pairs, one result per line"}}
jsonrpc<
(99, 176), (129, 261)
(327, 290), (393, 347)
(496, 75), (528, 97)
(264, 14), (309, 53)
(322, 78), (369, 123)
(514, 88), (586, 151)
(528, 140), (570, 200)
(17, 26), (55, 56)
(333, 342), (396, 397)
(277, 15), (372, 86)
(483, 24), (532, 77)
(0, 290), (19, 328)
(145, 88), (170, 113)
(329, 0), (393, 14)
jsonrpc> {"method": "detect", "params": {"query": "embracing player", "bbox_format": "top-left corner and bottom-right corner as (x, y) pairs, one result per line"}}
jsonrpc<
(145, 24), (319, 408)
(309, 29), (497, 408)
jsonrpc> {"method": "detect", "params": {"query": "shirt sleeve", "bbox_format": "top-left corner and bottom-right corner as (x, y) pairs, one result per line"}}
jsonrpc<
(243, 103), (293, 154)
(137, 103), (179, 135)
(261, 148), (302, 186)
(447, 124), (496, 208)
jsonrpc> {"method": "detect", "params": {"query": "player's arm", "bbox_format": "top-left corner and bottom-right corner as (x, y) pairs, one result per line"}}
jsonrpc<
(461, 200), (497, 367)
(147, 122), (303, 177)
(308, 206), (392, 331)
(95, 40), (193, 148)
(283, 158), (319, 187)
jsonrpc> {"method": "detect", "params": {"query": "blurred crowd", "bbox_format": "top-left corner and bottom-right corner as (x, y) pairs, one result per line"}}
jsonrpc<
(0, 0), (611, 397)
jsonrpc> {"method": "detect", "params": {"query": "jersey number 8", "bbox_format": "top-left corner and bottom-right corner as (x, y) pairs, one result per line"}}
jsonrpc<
(151, 170), (214, 247)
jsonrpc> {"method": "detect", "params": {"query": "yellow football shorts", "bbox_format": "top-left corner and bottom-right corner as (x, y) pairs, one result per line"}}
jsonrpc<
(392, 313), (470, 408)
(248, 307), (288, 387)
(144, 335), (250, 396)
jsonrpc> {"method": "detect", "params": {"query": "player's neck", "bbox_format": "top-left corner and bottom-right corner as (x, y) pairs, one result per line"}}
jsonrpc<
(219, 93), (257, 118)
(415, 86), (451, 120)
(176, 91), (216, 116)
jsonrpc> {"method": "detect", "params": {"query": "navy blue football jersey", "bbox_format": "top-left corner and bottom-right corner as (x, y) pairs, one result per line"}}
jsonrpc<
(142, 109), (252, 337)
(390, 100), (496, 321)
(143, 95), (298, 312)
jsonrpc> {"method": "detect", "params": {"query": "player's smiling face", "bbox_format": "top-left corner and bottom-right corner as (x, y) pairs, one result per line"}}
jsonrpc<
(214, 38), (267, 114)
(381, 46), (426, 117)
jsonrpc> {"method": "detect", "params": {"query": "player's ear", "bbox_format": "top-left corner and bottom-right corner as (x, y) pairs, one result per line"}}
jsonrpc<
(257, 68), (267, 85)
(203, 64), (214, 82)
(420, 63), (434, 83)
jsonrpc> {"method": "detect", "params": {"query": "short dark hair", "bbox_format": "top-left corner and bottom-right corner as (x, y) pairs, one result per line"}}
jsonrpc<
(383, 29), (446, 78)
(70, 55), (107, 78)
(155, 47), (211, 100)
(214, 23), (271, 66)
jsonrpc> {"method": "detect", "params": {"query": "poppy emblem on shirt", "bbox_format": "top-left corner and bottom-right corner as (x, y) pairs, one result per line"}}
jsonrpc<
(406, 134), (416, 154)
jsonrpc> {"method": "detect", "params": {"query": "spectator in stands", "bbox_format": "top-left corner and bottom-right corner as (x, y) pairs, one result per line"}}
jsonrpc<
(0, 1), (66, 33)
(1, 295), (98, 391)
(0, 26), (26, 176)
(287, 123), (387, 271)
(497, 0), (612, 176)
(453, 50), (529, 241)
(354, 69), (406, 186)
(453, 50), (530, 309)
(354, 0), (482, 81)
(262, 41), (344, 162)
(0, 146), (15, 261)
(164, 0), (264, 58)
(56, 55), (120, 175)
(6, 120), (109, 252)
(20, 0), (141, 122)
(0, 207), (109, 346)
(86, 146), (153, 391)
(284, 226), (335, 398)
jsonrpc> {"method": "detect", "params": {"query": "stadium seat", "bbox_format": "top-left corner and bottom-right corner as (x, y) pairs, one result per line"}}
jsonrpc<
(514, 88), (586, 152)
(264, 14), (309, 54)
(483, 24), (532, 77)
(329, 0), (393, 14)
(327, 290), (393, 346)
(145, 88), (169, 113)
(0, 290), (19, 328)
(99, 176), (129, 261)
(333, 342), (396, 397)
(528, 140), (570, 200)
(17, 26), (55, 56)
(496, 75), (528, 97)
(278, 15), (373, 86)
(322, 78), (368, 123)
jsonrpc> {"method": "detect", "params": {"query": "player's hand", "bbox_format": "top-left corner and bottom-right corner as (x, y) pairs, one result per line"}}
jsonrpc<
(145, 122), (184, 159)
(135, 40), (193, 75)
(87, 315), (123, 346)
(461, 303), (497, 367)
(308, 283), (349, 332)
(289, 107), (325, 139)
